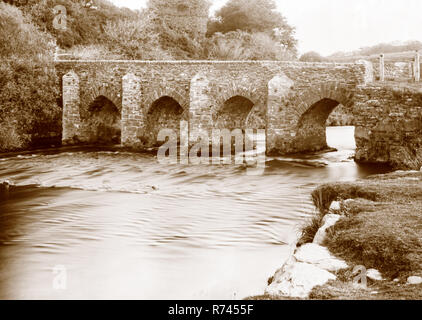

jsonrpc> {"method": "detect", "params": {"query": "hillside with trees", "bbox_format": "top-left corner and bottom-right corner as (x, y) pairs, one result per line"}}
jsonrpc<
(207, 0), (297, 60)
(0, 0), (299, 152)
(327, 41), (422, 62)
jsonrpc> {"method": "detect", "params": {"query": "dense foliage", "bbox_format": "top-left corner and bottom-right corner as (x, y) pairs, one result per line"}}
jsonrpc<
(207, 0), (298, 59)
(0, 0), (298, 151)
(0, 2), (60, 151)
(299, 51), (327, 62)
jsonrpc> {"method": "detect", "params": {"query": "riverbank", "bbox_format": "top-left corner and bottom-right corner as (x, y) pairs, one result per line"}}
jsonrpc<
(250, 170), (422, 300)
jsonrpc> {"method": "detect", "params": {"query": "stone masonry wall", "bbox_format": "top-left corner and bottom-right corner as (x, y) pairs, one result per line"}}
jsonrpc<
(354, 84), (422, 169)
(58, 60), (422, 168)
(56, 60), (368, 154)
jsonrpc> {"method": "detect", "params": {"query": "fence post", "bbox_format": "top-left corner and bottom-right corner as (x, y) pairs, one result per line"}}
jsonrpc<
(415, 51), (420, 82)
(379, 54), (385, 82)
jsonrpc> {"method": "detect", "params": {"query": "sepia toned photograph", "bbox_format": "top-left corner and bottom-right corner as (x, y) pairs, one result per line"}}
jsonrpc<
(0, 0), (421, 306)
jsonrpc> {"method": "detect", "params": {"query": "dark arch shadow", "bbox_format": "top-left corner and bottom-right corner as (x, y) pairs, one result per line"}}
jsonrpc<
(294, 98), (342, 152)
(144, 96), (185, 147)
(214, 96), (255, 131)
(84, 95), (121, 144)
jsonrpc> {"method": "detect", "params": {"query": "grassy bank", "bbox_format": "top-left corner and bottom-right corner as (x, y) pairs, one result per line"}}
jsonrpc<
(302, 170), (422, 300)
(248, 170), (422, 300)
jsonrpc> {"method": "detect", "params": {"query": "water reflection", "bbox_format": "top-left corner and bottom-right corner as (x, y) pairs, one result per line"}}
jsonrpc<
(0, 127), (390, 299)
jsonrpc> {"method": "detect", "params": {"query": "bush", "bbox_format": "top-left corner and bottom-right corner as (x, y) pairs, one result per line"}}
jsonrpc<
(299, 51), (327, 62)
(103, 12), (172, 60)
(206, 30), (295, 61)
(0, 2), (60, 152)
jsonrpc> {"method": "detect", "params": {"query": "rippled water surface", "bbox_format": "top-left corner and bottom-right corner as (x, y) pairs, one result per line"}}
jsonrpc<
(0, 127), (390, 299)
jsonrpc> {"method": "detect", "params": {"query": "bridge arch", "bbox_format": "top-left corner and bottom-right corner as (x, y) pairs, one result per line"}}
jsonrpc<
(213, 81), (266, 130)
(143, 95), (186, 147)
(293, 82), (355, 152)
(144, 88), (189, 115)
(84, 83), (122, 113)
(214, 95), (256, 130)
(84, 95), (121, 144)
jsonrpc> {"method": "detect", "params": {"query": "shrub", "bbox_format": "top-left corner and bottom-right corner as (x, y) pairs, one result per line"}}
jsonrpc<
(103, 12), (172, 60)
(299, 51), (327, 62)
(0, 2), (60, 152)
(206, 30), (295, 61)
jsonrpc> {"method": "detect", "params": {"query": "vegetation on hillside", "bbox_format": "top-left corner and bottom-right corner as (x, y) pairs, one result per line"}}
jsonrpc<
(0, 2), (60, 151)
(207, 0), (297, 60)
(0, 0), (298, 151)
(300, 41), (422, 63)
(329, 41), (422, 61)
(299, 51), (327, 62)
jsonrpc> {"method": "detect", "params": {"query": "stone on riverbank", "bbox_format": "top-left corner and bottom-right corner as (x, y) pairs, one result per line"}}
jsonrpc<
(265, 258), (336, 298)
(367, 269), (383, 281)
(329, 201), (341, 213)
(0, 180), (10, 200)
(294, 243), (348, 272)
(407, 276), (422, 285)
(313, 214), (342, 245)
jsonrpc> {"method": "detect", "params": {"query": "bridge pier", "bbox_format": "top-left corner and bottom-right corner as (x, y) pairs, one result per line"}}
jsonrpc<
(189, 73), (214, 146)
(266, 74), (295, 154)
(62, 71), (82, 144)
(122, 73), (143, 147)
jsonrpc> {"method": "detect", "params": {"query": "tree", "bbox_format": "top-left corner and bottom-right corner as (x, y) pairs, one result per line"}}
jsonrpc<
(103, 11), (172, 60)
(206, 30), (296, 61)
(0, 2), (60, 151)
(208, 0), (297, 54)
(299, 51), (326, 62)
(146, 0), (210, 59)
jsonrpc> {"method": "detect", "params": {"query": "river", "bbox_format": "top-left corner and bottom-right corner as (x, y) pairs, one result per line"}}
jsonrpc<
(0, 126), (390, 299)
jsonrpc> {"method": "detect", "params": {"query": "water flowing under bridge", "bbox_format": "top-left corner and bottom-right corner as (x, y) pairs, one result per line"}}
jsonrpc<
(56, 60), (422, 169)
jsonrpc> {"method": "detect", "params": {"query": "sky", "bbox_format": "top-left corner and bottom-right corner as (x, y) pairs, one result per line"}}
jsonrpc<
(109, 0), (422, 56)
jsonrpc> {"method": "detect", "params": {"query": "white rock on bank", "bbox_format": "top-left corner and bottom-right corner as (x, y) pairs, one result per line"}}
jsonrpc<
(407, 276), (422, 285)
(313, 214), (341, 245)
(329, 201), (341, 213)
(265, 259), (336, 298)
(294, 243), (348, 272)
(343, 199), (354, 205)
(367, 269), (383, 281)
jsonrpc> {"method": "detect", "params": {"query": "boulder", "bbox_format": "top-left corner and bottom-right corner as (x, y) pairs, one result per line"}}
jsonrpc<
(294, 243), (348, 272)
(265, 258), (336, 298)
(367, 269), (383, 281)
(329, 201), (341, 213)
(407, 276), (422, 285)
(313, 214), (341, 245)
(0, 181), (10, 200)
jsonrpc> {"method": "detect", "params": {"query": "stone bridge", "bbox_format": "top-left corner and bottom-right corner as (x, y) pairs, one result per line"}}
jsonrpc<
(56, 60), (422, 169)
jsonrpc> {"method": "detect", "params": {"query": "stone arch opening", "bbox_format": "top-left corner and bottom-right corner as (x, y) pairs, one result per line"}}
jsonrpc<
(85, 95), (121, 144)
(295, 98), (343, 152)
(144, 96), (185, 147)
(215, 96), (255, 130)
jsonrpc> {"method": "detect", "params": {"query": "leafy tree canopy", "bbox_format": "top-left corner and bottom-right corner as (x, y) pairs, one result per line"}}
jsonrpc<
(299, 51), (326, 62)
(208, 0), (297, 53)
